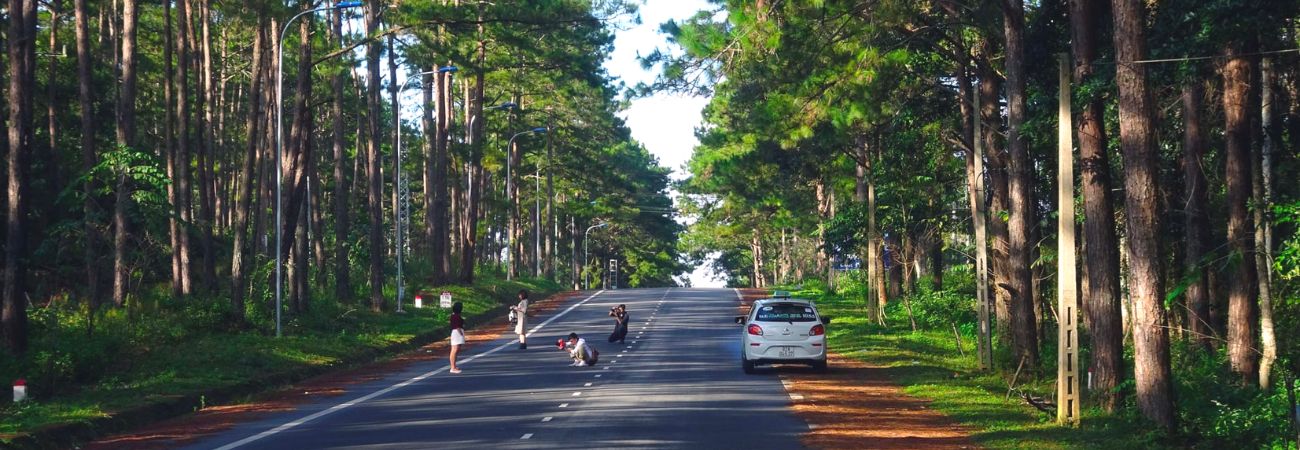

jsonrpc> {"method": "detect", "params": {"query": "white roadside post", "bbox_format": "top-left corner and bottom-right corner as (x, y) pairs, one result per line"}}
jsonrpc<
(13, 379), (26, 402)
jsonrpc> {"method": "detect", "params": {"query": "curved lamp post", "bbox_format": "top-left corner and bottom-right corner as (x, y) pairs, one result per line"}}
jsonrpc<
(504, 127), (547, 280)
(275, 0), (362, 337)
(583, 222), (608, 289)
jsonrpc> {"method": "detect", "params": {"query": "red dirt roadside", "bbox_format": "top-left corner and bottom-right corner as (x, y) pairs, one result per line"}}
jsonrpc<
(83, 291), (581, 450)
(736, 288), (979, 450)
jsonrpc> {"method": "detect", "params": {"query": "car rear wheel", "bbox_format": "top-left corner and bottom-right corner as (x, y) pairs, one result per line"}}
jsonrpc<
(742, 356), (756, 374)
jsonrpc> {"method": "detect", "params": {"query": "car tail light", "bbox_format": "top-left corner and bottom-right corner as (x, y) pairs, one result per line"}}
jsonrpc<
(747, 324), (763, 336)
(810, 324), (825, 336)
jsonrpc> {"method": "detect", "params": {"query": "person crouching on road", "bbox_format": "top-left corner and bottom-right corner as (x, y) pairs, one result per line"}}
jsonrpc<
(449, 302), (465, 374)
(561, 332), (599, 367)
(511, 290), (529, 349)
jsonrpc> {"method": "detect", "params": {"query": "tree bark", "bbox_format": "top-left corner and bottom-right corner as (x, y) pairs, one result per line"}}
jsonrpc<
(330, 7), (351, 301)
(47, 0), (62, 189)
(281, 9), (314, 314)
(1256, 57), (1278, 389)
(174, 0), (193, 295)
(977, 40), (1012, 343)
(195, 0), (216, 290)
(460, 11), (485, 284)
(112, 0), (137, 307)
(1181, 82), (1214, 350)
(3, 0), (36, 354)
(1000, 0), (1039, 369)
(435, 65), (452, 282)
(1069, 0), (1123, 411)
(365, 2), (385, 311)
(73, 0), (99, 307)
(1111, 0), (1175, 429)
(1223, 44), (1258, 385)
(230, 15), (267, 322)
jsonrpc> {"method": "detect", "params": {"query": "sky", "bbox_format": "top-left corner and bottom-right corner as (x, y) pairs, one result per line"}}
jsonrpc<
(603, 0), (721, 287)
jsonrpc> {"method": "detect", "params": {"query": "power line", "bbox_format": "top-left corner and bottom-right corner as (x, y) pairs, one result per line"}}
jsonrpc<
(1122, 47), (1300, 65)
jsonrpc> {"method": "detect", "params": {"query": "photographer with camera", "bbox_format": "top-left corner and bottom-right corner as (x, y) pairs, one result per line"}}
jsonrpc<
(558, 332), (599, 367)
(608, 304), (629, 344)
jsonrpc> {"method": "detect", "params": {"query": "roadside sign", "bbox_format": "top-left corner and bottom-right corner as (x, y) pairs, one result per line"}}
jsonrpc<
(440, 291), (452, 308)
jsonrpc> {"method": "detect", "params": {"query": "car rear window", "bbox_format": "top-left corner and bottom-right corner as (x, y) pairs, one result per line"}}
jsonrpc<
(754, 303), (818, 322)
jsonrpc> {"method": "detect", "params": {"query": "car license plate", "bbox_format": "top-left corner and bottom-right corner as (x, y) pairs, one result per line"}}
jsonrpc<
(778, 347), (795, 358)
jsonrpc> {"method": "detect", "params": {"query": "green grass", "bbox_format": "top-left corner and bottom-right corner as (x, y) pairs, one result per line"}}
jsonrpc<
(786, 286), (1169, 450)
(0, 273), (561, 440)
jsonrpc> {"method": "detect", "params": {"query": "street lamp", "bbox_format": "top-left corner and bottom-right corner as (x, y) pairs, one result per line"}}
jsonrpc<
(392, 65), (456, 314)
(505, 127), (547, 280)
(583, 222), (608, 289)
(275, 0), (362, 337)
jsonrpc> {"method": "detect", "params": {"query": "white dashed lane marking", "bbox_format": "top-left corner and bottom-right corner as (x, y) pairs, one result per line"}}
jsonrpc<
(584, 382), (593, 387)
(542, 417), (553, 422)
(521, 433), (534, 440)
(559, 403), (569, 408)
(572, 392), (582, 397)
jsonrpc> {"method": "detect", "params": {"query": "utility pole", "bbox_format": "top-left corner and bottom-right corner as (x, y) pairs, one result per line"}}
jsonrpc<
(974, 78), (994, 371)
(1056, 54), (1081, 426)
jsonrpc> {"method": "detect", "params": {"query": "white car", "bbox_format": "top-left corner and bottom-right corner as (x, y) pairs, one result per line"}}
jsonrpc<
(736, 296), (830, 373)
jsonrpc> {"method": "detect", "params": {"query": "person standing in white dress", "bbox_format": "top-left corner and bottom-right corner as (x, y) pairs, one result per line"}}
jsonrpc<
(510, 290), (529, 349)
(448, 302), (465, 374)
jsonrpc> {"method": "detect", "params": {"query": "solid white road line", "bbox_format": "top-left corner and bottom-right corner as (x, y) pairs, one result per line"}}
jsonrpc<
(213, 290), (608, 450)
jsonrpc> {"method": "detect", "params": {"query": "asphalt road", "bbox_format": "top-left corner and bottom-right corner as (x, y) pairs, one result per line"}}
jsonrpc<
(183, 288), (807, 450)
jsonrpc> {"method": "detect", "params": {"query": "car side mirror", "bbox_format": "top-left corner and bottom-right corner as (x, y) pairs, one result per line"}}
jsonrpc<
(821, 316), (833, 325)
(735, 316), (746, 324)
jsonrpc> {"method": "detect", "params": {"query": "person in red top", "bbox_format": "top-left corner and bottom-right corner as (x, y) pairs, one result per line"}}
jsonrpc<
(449, 302), (465, 374)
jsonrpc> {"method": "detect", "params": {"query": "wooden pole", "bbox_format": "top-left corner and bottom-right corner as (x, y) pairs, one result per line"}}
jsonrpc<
(1056, 54), (1081, 426)
(974, 77), (994, 371)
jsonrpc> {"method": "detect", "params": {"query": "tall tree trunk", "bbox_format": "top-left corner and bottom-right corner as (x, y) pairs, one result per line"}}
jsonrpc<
(195, 0), (216, 289)
(1111, 0), (1175, 429)
(436, 65), (452, 280)
(1070, 0), (1123, 411)
(1181, 82), (1214, 350)
(282, 10), (314, 315)
(47, 0), (62, 189)
(330, 8), (351, 301)
(164, 0), (180, 297)
(1000, 0), (1039, 369)
(423, 67), (444, 283)
(73, 0), (99, 307)
(1256, 57), (1278, 389)
(112, 0), (137, 307)
(174, 0), (193, 295)
(978, 43), (1012, 342)
(230, 16), (267, 322)
(1223, 44), (1258, 385)
(3, 0), (36, 354)
(460, 12), (484, 284)
(364, 2), (384, 312)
